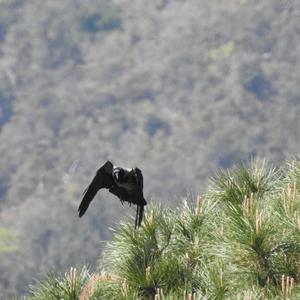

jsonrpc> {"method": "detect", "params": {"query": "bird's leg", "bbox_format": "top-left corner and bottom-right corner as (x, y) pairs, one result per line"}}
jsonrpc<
(135, 206), (140, 229)
(138, 205), (144, 227)
(134, 205), (144, 229)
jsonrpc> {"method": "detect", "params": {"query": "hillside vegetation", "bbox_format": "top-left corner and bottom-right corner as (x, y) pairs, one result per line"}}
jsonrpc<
(27, 158), (300, 299)
(0, 0), (300, 297)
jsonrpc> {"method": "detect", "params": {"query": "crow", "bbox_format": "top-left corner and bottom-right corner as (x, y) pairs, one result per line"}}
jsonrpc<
(78, 161), (147, 228)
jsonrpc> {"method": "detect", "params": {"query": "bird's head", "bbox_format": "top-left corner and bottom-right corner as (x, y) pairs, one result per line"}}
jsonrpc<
(113, 168), (126, 183)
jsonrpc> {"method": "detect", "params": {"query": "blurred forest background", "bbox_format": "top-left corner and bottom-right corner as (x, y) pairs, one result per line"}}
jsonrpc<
(0, 0), (299, 298)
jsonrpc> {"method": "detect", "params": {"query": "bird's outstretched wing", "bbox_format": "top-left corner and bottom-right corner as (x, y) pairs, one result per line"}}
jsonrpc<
(78, 161), (114, 217)
(134, 168), (146, 204)
(133, 168), (147, 228)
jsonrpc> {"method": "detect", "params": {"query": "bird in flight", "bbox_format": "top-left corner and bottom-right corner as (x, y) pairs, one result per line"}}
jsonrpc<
(78, 161), (147, 228)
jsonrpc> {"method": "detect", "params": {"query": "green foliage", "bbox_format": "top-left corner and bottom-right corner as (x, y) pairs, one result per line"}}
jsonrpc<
(29, 267), (89, 300)
(101, 206), (176, 298)
(207, 160), (279, 206)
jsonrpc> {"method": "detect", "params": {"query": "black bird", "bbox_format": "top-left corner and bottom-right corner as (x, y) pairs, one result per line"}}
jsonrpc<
(78, 161), (147, 228)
